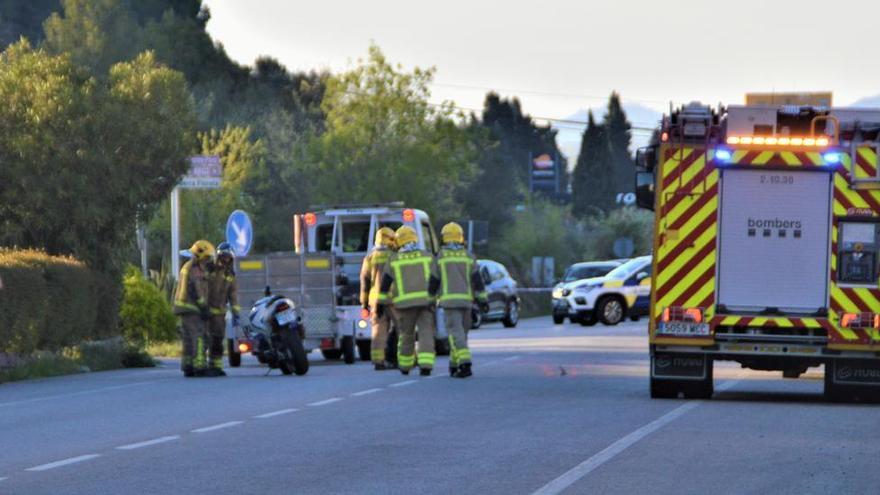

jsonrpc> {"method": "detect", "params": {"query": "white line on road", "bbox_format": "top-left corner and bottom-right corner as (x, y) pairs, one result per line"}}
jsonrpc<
(388, 380), (417, 387)
(350, 388), (383, 397)
(0, 477), (7, 482)
(532, 380), (740, 495)
(26, 454), (102, 472)
(116, 435), (180, 450)
(191, 421), (243, 433)
(0, 381), (163, 408)
(253, 408), (299, 419)
(307, 398), (343, 407)
(502, 355), (522, 362)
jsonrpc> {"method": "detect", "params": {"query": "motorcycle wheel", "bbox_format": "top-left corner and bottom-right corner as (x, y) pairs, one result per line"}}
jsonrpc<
(279, 327), (309, 376)
(341, 335), (356, 364)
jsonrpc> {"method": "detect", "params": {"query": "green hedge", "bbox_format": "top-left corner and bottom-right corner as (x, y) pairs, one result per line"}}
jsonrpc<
(119, 266), (177, 346)
(0, 249), (117, 355)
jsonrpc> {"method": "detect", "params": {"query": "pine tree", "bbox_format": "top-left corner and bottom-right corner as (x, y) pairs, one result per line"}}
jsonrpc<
(572, 111), (615, 217)
(604, 92), (634, 195)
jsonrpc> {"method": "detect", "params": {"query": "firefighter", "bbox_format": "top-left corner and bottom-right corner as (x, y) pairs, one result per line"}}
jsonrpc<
(360, 227), (397, 370)
(437, 222), (487, 378)
(205, 242), (241, 377)
(379, 225), (440, 376)
(173, 240), (214, 377)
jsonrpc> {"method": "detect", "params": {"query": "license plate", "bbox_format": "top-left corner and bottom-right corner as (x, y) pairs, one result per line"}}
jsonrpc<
(658, 321), (709, 336)
(275, 309), (296, 326)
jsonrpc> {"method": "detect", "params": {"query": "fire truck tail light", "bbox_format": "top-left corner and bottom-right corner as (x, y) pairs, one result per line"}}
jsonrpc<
(841, 312), (880, 329)
(360, 308), (370, 319)
(402, 209), (415, 222)
(304, 212), (317, 226)
(661, 307), (703, 323)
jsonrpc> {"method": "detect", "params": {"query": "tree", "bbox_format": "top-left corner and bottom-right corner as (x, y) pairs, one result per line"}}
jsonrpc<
(310, 45), (477, 220)
(604, 92), (634, 195)
(572, 111), (615, 217)
(0, 41), (195, 272)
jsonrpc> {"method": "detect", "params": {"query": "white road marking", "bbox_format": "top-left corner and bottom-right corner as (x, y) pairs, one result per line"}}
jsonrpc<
(0, 381), (163, 408)
(388, 380), (417, 387)
(350, 388), (383, 397)
(191, 421), (243, 433)
(0, 477), (7, 482)
(532, 380), (740, 495)
(502, 355), (522, 362)
(116, 435), (180, 450)
(253, 408), (299, 419)
(307, 398), (343, 407)
(26, 454), (101, 472)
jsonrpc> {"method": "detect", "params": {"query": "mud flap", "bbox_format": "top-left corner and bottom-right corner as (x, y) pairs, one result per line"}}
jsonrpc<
(825, 358), (880, 403)
(652, 352), (709, 380)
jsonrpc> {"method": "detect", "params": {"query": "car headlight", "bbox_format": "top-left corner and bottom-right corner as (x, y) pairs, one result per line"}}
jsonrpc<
(552, 288), (564, 299)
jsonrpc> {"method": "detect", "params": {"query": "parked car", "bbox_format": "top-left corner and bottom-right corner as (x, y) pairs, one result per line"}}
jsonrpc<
(551, 255), (652, 326)
(470, 260), (520, 329)
(551, 260), (624, 324)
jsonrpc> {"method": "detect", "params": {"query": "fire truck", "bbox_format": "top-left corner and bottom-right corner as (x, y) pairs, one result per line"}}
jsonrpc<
(637, 95), (880, 402)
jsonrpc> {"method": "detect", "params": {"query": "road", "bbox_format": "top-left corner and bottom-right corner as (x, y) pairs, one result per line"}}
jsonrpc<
(1, 317), (878, 494)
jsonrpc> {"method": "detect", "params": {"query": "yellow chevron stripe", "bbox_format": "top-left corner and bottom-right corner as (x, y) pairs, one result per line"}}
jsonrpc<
(732, 150), (750, 162)
(664, 170), (718, 228)
(656, 220), (717, 289)
(661, 148), (694, 181)
(752, 151), (775, 165)
(751, 317), (767, 326)
(801, 318), (822, 328)
(656, 254), (714, 315)
(681, 276), (715, 309)
(831, 286), (861, 313)
(721, 316), (740, 325)
(852, 287), (880, 312)
(831, 226), (838, 271)
(829, 309), (860, 340)
(836, 175), (870, 208)
(805, 152), (822, 165)
(779, 151), (800, 165)
(775, 318), (795, 328)
(857, 146), (876, 165)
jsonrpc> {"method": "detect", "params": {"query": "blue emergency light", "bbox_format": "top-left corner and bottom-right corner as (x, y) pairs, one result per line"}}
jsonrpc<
(714, 149), (732, 163)
(822, 152), (841, 165)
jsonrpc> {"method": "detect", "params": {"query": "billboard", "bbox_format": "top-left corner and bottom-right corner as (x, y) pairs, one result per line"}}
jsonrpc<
(180, 155), (222, 189)
(530, 153), (560, 193)
(745, 92), (832, 107)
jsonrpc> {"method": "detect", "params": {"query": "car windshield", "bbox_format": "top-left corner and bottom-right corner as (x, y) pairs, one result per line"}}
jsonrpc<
(342, 221), (371, 253)
(605, 258), (648, 280)
(564, 265), (612, 282)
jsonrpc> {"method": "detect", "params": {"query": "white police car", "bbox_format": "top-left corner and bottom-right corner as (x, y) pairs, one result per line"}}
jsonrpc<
(551, 255), (652, 326)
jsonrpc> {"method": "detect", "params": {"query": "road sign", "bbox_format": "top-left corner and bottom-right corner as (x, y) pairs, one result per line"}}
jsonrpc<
(180, 156), (222, 189)
(613, 237), (635, 258)
(226, 210), (253, 257)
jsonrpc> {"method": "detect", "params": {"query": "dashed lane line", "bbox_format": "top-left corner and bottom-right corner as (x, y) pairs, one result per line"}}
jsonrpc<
(26, 454), (102, 472)
(531, 380), (741, 495)
(388, 380), (417, 387)
(116, 436), (180, 450)
(0, 381), (164, 408)
(350, 388), (383, 397)
(253, 408), (299, 419)
(0, 477), (7, 482)
(191, 421), (244, 434)
(307, 398), (343, 407)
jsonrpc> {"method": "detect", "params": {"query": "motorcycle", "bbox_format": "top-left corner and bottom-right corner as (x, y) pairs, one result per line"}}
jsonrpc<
(236, 287), (309, 376)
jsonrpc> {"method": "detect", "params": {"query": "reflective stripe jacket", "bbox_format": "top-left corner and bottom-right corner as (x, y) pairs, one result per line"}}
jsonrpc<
(174, 259), (208, 315)
(379, 249), (440, 309)
(207, 266), (241, 316)
(360, 247), (392, 307)
(437, 246), (487, 309)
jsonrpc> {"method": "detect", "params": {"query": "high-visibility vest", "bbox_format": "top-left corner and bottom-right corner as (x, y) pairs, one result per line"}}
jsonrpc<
(206, 267), (241, 315)
(360, 247), (392, 307)
(382, 249), (438, 308)
(174, 259), (208, 315)
(437, 247), (487, 309)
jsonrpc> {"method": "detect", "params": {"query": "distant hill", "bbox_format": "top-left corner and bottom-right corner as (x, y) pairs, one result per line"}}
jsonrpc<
(851, 95), (880, 108)
(554, 102), (662, 163)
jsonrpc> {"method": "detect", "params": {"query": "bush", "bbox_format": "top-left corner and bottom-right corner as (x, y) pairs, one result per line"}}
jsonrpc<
(0, 249), (116, 355)
(583, 207), (654, 260)
(119, 266), (178, 346)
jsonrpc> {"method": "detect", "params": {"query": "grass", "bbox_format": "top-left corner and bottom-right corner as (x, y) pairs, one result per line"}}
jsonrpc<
(146, 341), (182, 358)
(0, 340), (156, 384)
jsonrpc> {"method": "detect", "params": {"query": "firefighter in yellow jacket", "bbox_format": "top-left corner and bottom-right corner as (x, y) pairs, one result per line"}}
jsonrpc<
(206, 242), (241, 377)
(360, 227), (396, 371)
(379, 226), (440, 376)
(173, 240), (214, 377)
(437, 223), (487, 378)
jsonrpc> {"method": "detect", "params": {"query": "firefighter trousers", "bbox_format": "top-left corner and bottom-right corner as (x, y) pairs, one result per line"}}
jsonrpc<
(444, 308), (472, 367)
(393, 306), (436, 372)
(180, 314), (208, 373)
(207, 315), (226, 370)
(370, 305), (391, 364)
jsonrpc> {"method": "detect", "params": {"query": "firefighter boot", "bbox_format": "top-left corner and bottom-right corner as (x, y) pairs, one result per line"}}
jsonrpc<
(374, 362), (387, 371)
(420, 368), (432, 377)
(456, 363), (473, 378)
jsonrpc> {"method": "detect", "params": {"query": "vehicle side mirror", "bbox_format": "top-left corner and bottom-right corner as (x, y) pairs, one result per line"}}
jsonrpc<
(636, 171), (655, 211)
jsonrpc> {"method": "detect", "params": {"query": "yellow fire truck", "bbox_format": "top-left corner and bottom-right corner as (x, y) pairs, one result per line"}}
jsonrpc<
(636, 95), (880, 401)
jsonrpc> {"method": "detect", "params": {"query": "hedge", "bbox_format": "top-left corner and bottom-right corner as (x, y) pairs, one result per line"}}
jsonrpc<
(0, 249), (118, 356)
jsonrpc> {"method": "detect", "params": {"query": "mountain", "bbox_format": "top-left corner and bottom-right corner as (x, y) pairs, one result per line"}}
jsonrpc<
(851, 95), (880, 108)
(554, 102), (663, 163)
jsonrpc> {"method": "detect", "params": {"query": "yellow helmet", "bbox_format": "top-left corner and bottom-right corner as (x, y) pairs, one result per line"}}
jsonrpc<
(375, 227), (396, 248)
(441, 222), (464, 245)
(189, 240), (215, 261)
(395, 226), (418, 248)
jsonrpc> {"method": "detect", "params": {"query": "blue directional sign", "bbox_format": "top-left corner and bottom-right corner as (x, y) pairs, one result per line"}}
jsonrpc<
(226, 210), (253, 257)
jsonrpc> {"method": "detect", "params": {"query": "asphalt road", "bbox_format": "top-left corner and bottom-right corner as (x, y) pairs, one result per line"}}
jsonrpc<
(1, 317), (878, 494)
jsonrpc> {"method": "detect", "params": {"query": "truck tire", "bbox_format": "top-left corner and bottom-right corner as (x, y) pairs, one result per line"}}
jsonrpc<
(502, 300), (519, 328)
(227, 339), (241, 367)
(341, 336), (356, 364)
(356, 340), (372, 361)
(597, 296), (625, 326)
(321, 349), (342, 360)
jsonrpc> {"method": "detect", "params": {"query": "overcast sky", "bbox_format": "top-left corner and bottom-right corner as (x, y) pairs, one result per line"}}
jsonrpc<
(202, 0), (880, 156)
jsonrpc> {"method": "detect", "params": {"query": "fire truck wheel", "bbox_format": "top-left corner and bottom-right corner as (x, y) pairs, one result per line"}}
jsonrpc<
(597, 297), (625, 326)
(357, 340), (372, 361)
(321, 349), (342, 360)
(342, 336), (356, 364)
(227, 339), (241, 367)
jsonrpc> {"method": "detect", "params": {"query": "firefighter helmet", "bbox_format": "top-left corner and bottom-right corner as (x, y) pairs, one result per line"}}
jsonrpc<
(216, 241), (234, 264)
(441, 222), (465, 245)
(375, 227), (396, 248)
(189, 240), (215, 261)
(395, 226), (418, 248)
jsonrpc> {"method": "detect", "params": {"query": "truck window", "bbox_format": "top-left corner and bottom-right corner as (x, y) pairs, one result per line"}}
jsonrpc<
(421, 221), (438, 254)
(342, 221), (371, 253)
(838, 222), (880, 284)
(315, 224), (334, 251)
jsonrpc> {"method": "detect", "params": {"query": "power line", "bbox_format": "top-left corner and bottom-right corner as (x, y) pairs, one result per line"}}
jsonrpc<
(431, 81), (668, 106)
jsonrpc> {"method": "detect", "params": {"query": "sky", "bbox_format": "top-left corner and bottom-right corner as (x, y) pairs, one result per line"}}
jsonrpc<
(202, 0), (880, 158)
